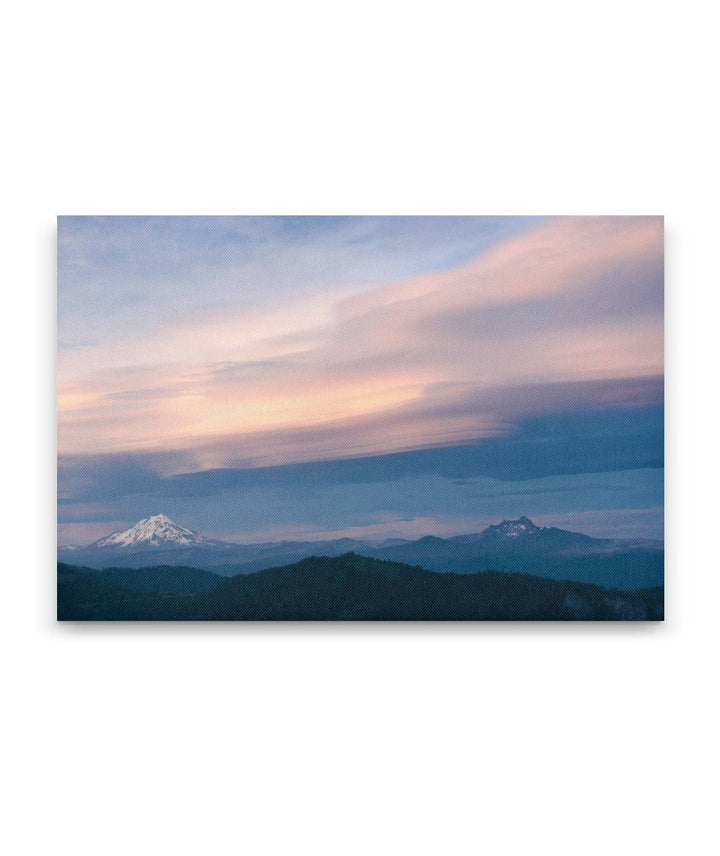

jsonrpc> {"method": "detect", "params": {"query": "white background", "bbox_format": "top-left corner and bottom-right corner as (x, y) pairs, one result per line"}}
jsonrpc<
(2, 2), (718, 854)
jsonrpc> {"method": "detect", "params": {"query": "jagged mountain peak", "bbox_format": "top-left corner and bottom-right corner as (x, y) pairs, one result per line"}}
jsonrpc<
(484, 516), (541, 537)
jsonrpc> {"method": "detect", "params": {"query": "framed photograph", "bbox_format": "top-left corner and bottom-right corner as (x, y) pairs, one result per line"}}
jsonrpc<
(57, 215), (663, 620)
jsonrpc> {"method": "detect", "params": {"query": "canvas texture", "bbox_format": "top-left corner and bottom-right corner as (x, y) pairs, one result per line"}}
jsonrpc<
(57, 216), (664, 620)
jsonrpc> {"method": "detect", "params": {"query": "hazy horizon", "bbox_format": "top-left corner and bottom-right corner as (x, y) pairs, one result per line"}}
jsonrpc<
(59, 507), (664, 549)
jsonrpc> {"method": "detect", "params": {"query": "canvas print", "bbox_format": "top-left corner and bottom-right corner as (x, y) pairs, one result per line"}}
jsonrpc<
(57, 216), (664, 620)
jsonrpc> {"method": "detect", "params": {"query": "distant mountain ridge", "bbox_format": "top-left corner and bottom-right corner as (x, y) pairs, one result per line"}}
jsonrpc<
(58, 514), (663, 590)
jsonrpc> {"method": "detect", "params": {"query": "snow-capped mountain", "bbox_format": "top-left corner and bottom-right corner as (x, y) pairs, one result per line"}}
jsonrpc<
(57, 514), (235, 569)
(94, 514), (214, 549)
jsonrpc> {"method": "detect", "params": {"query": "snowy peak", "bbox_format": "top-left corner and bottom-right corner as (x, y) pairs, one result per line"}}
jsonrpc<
(94, 514), (212, 549)
(483, 516), (541, 538)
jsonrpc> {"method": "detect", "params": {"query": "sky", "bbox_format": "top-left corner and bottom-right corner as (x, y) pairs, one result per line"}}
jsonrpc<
(57, 216), (664, 545)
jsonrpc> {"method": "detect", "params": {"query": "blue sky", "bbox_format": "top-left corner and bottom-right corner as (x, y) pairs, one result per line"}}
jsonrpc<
(57, 216), (663, 544)
(58, 215), (539, 352)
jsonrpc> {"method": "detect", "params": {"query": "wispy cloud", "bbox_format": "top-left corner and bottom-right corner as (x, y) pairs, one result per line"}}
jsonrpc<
(58, 216), (663, 471)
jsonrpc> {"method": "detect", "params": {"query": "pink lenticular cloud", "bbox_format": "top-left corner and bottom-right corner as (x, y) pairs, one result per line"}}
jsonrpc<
(57, 216), (663, 467)
(336, 216), (662, 317)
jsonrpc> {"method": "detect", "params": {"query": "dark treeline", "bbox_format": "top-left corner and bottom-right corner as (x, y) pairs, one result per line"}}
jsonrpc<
(58, 554), (663, 621)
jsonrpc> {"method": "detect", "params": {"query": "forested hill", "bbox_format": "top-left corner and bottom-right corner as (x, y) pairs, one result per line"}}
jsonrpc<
(58, 554), (663, 621)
